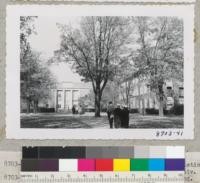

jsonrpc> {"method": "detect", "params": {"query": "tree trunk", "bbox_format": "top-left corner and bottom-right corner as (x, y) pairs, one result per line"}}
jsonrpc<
(158, 82), (164, 117)
(126, 96), (129, 107)
(33, 100), (38, 113)
(126, 88), (130, 107)
(138, 83), (142, 114)
(26, 99), (31, 113)
(142, 97), (146, 115)
(159, 96), (164, 117)
(94, 85), (102, 117)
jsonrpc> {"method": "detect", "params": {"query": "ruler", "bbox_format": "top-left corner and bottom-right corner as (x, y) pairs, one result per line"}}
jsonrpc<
(20, 172), (184, 183)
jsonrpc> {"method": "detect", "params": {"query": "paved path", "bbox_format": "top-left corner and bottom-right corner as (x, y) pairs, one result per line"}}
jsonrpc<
(21, 112), (183, 129)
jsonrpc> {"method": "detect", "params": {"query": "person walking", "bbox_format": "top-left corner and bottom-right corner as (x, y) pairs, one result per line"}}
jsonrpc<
(114, 104), (122, 128)
(107, 101), (114, 128)
(72, 105), (76, 114)
(121, 105), (129, 128)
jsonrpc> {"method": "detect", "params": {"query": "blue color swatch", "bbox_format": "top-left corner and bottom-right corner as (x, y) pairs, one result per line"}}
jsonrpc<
(149, 159), (165, 171)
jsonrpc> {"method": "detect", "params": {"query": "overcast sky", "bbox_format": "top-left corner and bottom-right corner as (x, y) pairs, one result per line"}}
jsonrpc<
(28, 16), (83, 83)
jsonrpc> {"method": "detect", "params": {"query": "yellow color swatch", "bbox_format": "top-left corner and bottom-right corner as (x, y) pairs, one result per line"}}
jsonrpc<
(113, 159), (130, 171)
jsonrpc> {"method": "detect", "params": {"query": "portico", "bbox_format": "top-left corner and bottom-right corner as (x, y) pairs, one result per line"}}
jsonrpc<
(53, 82), (91, 112)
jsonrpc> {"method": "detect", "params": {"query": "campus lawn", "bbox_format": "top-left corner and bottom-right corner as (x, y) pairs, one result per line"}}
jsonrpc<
(21, 112), (183, 129)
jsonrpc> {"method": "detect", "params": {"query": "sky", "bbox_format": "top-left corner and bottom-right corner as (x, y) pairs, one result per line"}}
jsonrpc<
(28, 16), (82, 83)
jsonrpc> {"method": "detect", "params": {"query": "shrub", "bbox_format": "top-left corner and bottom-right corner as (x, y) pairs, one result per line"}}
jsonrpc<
(171, 105), (184, 115)
(85, 108), (95, 112)
(38, 107), (55, 113)
(129, 108), (139, 113)
(145, 108), (159, 115)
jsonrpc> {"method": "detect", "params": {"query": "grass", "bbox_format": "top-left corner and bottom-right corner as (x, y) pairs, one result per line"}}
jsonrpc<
(20, 112), (183, 129)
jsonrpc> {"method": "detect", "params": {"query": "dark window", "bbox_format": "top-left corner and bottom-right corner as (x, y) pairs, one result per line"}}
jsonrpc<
(166, 86), (173, 97)
(179, 87), (184, 98)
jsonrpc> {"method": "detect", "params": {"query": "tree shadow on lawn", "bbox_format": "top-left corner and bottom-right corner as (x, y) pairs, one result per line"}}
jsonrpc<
(129, 114), (184, 128)
(20, 113), (183, 129)
(20, 113), (109, 128)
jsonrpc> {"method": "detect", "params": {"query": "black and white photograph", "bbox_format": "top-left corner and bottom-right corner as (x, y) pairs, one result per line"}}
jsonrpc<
(6, 5), (194, 139)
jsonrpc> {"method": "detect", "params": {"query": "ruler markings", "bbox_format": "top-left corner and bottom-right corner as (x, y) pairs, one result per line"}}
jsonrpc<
(20, 172), (184, 183)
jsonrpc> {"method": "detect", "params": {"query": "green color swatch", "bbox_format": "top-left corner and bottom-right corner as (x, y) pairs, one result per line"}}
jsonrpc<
(130, 159), (149, 171)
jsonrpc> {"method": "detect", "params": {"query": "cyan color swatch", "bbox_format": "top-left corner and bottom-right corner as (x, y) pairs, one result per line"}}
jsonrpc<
(149, 159), (165, 171)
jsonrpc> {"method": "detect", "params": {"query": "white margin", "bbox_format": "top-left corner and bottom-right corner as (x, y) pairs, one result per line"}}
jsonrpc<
(10, 0), (197, 3)
(6, 5), (194, 139)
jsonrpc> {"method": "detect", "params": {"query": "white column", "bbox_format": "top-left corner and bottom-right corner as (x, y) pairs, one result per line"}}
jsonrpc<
(54, 89), (58, 112)
(70, 90), (73, 109)
(64, 90), (66, 110)
(62, 90), (65, 109)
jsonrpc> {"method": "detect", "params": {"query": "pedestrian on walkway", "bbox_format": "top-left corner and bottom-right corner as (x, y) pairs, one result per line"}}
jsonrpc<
(72, 105), (76, 114)
(114, 104), (122, 128)
(107, 101), (114, 128)
(121, 105), (129, 128)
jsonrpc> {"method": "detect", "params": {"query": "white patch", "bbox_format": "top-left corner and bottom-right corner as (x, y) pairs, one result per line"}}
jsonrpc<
(59, 159), (78, 172)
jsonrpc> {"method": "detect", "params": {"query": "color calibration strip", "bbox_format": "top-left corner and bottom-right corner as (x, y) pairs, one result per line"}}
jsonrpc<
(21, 146), (185, 172)
(21, 158), (185, 172)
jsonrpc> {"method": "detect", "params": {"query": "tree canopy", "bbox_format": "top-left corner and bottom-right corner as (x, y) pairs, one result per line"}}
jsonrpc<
(56, 17), (132, 116)
(53, 16), (183, 117)
(20, 16), (55, 113)
(132, 17), (183, 116)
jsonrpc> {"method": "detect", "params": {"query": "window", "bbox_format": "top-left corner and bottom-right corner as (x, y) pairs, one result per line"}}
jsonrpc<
(166, 86), (173, 97)
(179, 87), (184, 98)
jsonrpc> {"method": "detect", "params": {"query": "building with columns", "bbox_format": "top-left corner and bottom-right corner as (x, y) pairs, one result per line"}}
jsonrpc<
(41, 82), (91, 112)
(36, 62), (92, 112)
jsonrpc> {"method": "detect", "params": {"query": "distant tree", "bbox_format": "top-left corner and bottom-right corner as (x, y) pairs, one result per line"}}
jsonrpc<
(101, 81), (120, 107)
(56, 17), (131, 117)
(20, 16), (37, 66)
(21, 49), (54, 113)
(79, 81), (120, 111)
(133, 17), (183, 116)
(20, 16), (55, 113)
(115, 57), (137, 107)
(78, 90), (94, 109)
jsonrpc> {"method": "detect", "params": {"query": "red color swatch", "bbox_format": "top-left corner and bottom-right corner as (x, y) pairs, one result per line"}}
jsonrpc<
(95, 159), (113, 171)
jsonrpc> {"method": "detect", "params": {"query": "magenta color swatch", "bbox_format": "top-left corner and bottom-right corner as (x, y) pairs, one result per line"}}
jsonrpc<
(78, 159), (95, 171)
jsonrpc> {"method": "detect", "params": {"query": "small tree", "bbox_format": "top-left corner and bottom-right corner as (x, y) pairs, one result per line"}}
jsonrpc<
(21, 49), (54, 113)
(115, 57), (137, 107)
(56, 17), (131, 117)
(20, 16), (55, 113)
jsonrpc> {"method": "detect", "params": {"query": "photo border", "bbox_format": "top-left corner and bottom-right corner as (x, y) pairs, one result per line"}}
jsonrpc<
(6, 4), (194, 139)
